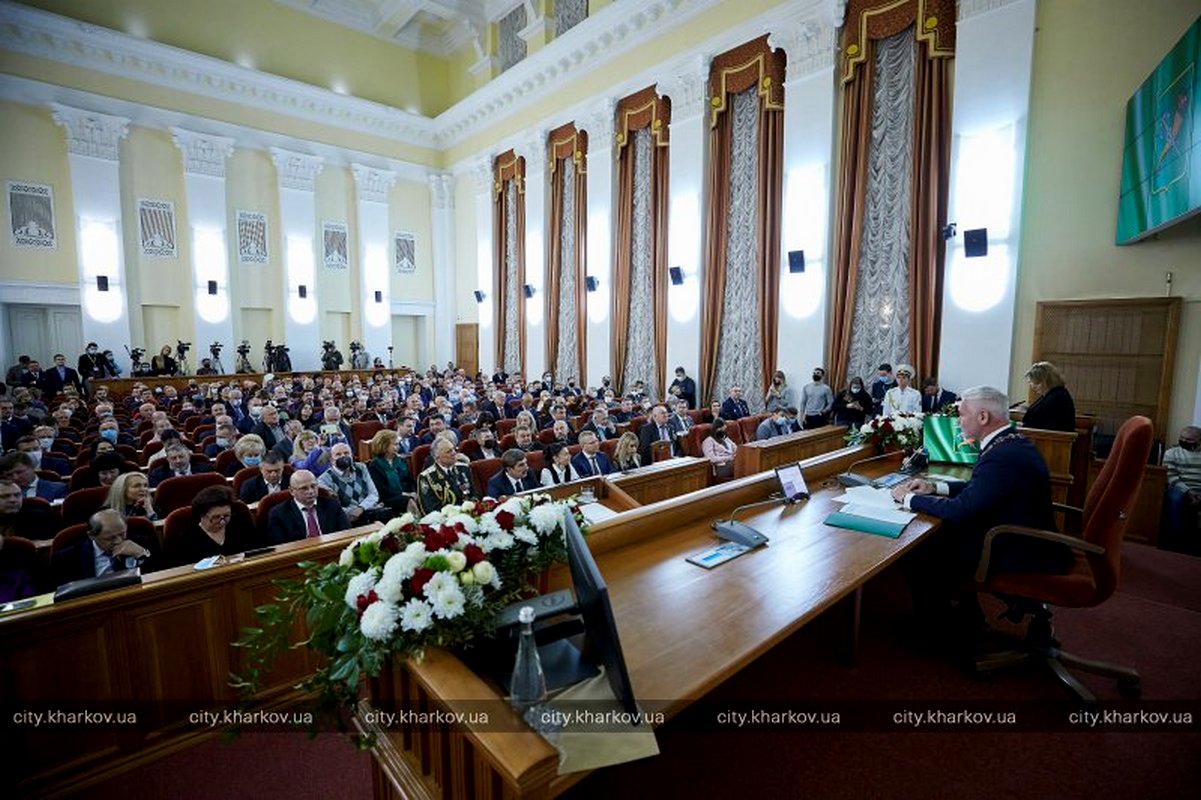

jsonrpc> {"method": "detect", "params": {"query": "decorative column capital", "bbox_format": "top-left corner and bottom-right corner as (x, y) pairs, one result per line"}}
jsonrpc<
(49, 103), (129, 161)
(470, 156), (494, 193)
(352, 163), (398, 203)
(270, 147), (324, 191)
(667, 54), (710, 121)
(515, 129), (547, 171)
(585, 97), (616, 151)
(170, 128), (236, 177)
(768, 18), (836, 82)
(429, 173), (455, 210)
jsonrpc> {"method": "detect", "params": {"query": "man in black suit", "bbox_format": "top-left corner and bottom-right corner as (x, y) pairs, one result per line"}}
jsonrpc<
(484, 449), (540, 498)
(638, 405), (682, 465)
(239, 451), (291, 504)
(14, 435), (70, 478)
(578, 407), (618, 442)
(250, 403), (285, 451)
(51, 509), (159, 587)
(870, 363), (896, 416)
(920, 376), (958, 414)
(147, 443), (213, 487)
(0, 451), (67, 501)
(39, 354), (83, 397)
(719, 386), (750, 421)
(892, 386), (1073, 622)
(0, 399), (30, 451)
(0, 479), (59, 542)
(571, 432), (613, 477)
(267, 469), (349, 544)
(668, 366), (697, 410)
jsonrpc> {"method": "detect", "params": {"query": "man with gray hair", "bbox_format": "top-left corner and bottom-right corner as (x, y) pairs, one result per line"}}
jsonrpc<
(891, 386), (1073, 627)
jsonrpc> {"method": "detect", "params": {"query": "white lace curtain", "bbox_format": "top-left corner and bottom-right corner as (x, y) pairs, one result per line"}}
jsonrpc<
(555, 0), (588, 36)
(554, 159), (579, 382)
(502, 180), (522, 375)
(620, 127), (658, 401)
(498, 5), (528, 72)
(846, 28), (916, 384)
(712, 86), (765, 411)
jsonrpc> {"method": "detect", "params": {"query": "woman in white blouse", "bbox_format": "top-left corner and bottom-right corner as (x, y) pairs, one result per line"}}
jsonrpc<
(701, 417), (738, 477)
(540, 442), (581, 486)
(883, 364), (922, 416)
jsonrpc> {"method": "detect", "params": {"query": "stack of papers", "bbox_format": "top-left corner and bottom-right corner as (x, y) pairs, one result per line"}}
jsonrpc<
(579, 503), (619, 525)
(825, 500), (916, 539)
(832, 485), (902, 509)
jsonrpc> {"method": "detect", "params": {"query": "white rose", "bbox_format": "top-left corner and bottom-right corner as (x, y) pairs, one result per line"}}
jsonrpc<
(338, 545), (355, 567)
(471, 561), (495, 585)
(445, 551), (468, 573)
(460, 500), (476, 513)
(459, 571), (476, 586)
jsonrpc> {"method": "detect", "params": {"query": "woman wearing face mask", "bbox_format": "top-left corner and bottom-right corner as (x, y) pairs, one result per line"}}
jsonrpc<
(231, 435), (266, 477)
(833, 377), (874, 428)
(701, 417), (738, 479)
(105, 472), (157, 521)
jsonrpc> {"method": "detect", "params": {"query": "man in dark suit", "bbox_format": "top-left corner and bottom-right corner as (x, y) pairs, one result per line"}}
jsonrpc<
(0, 452), (67, 501)
(394, 417), (421, 455)
(720, 386), (750, 421)
(638, 405), (682, 464)
(14, 435), (71, 477)
(250, 403), (286, 451)
(579, 407), (618, 442)
(892, 386), (1073, 622)
(147, 443), (213, 487)
(0, 399), (32, 449)
(870, 363), (896, 416)
(920, 377), (958, 414)
(51, 509), (159, 587)
(572, 431), (613, 477)
(484, 449), (540, 498)
(668, 367), (697, 410)
(0, 479), (60, 542)
(267, 469), (349, 544)
(38, 354), (83, 396)
(239, 451), (291, 504)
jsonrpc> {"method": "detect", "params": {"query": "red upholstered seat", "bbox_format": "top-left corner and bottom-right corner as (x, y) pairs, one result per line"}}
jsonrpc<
(470, 458), (502, 498)
(61, 486), (111, 527)
(153, 473), (227, 516)
(214, 449), (241, 476)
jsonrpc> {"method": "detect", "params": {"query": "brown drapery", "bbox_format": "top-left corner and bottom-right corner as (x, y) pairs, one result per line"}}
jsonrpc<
(492, 149), (526, 376)
(827, 0), (955, 389)
(611, 85), (670, 398)
(546, 122), (589, 382)
(698, 35), (786, 407)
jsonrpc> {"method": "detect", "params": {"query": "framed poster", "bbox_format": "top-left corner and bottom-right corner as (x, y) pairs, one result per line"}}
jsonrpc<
(237, 209), (269, 264)
(138, 198), (177, 257)
(394, 231), (415, 274)
(323, 221), (348, 269)
(8, 181), (56, 249)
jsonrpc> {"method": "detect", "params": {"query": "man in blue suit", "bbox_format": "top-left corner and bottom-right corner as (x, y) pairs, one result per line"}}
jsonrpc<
(720, 386), (750, 421)
(892, 386), (1073, 599)
(0, 451), (68, 501)
(484, 449), (540, 498)
(920, 376), (958, 415)
(571, 431), (613, 477)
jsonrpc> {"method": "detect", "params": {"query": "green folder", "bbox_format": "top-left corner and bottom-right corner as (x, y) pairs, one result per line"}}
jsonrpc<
(824, 510), (906, 538)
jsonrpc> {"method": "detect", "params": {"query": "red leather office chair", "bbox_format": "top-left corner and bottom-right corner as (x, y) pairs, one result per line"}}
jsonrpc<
(0, 535), (43, 593)
(409, 444), (431, 480)
(60, 486), (110, 527)
(470, 458), (502, 497)
(970, 415), (1154, 703)
(685, 423), (713, 458)
(351, 420), (384, 451)
(525, 451), (545, 477)
(154, 473), (226, 516)
(495, 419), (517, 437)
(162, 501), (258, 566)
(254, 490), (293, 541)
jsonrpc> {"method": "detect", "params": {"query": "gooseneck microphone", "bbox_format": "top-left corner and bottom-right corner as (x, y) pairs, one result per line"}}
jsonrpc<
(835, 450), (905, 487)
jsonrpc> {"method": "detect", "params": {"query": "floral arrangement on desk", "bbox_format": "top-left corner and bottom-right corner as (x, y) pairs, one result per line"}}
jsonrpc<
(233, 493), (586, 719)
(845, 412), (925, 452)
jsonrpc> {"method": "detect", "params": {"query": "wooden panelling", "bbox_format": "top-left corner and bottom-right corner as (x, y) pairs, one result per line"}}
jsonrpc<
(733, 425), (850, 477)
(456, 323), (479, 377)
(1087, 460), (1166, 545)
(93, 368), (386, 398)
(607, 457), (710, 505)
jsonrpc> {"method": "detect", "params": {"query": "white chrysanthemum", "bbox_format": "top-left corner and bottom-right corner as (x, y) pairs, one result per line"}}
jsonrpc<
(446, 513), (478, 534)
(364, 529), (385, 544)
(512, 525), (538, 545)
(344, 568), (379, 609)
(419, 510), (445, 526)
(396, 512), (415, 528)
(423, 570), (456, 599)
(375, 573), (404, 604)
(430, 585), (466, 619)
(382, 551), (421, 584)
(399, 598), (433, 632)
(476, 514), (502, 536)
(527, 503), (563, 535)
(460, 500), (477, 513)
(338, 543), (356, 567)
(445, 551), (468, 573)
(481, 531), (515, 552)
(441, 503), (464, 516)
(359, 600), (399, 640)
(462, 583), (486, 606)
(500, 497), (525, 516)
(380, 516), (405, 535)
(471, 561), (495, 585)
(404, 541), (427, 558)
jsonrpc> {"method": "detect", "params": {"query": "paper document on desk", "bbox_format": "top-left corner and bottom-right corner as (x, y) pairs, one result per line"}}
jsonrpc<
(840, 503), (916, 525)
(578, 503), (618, 525)
(825, 502), (914, 538)
(832, 485), (902, 509)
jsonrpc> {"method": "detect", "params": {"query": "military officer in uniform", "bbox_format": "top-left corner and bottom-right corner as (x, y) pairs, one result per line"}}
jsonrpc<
(417, 437), (478, 514)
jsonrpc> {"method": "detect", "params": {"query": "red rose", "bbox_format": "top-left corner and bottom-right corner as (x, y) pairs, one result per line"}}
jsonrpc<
(495, 509), (516, 530)
(454, 521), (467, 533)
(480, 498), (497, 512)
(355, 589), (379, 616)
(422, 530), (444, 550)
(380, 535), (401, 554)
(463, 544), (486, 565)
(409, 568), (434, 596)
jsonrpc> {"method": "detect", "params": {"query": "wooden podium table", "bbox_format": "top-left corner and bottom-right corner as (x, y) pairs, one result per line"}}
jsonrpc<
(359, 445), (942, 800)
(733, 425), (849, 478)
(606, 457), (710, 505)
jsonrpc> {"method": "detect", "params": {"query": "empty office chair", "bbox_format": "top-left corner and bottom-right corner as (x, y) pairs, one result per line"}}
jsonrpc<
(153, 473), (226, 516)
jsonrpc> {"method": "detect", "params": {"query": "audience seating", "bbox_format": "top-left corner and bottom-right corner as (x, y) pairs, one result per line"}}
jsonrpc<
(140, 441), (165, 465)
(536, 429), (557, 444)
(458, 439), (481, 460)
(627, 416), (647, 435)
(61, 486), (111, 527)
(231, 464), (293, 497)
(408, 444), (431, 479)
(496, 419), (517, 437)
(35, 468), (63, 483)
(685, 423), (712, 458)
(254, 490), (292, 542)
(51, 517), (158, 561)
(161, 501), (258, 566)
(498, 434), (517, 450)
(154, 473), (227, 516)
(469, 458), (502, 497)
(459, 423), (476, 438)
(599, 439), (619, 458)
(0, 535), (43, 593)
(525, 450), (545, 476)
(351, 420), (385, 450)
(214, 450), (241, 476)
(738, 414), (770, 443)
(192, 424), (215, 442)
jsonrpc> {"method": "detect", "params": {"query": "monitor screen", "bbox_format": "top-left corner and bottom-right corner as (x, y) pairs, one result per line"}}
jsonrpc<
(775, 463), (809, 503)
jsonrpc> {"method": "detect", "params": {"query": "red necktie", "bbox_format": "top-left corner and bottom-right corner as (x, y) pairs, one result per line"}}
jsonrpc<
(305, 506), (320, 538)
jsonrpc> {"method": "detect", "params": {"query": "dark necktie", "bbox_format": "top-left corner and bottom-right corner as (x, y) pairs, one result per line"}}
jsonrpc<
(589, 456), (599, 475)
(659, 426), (668, 441)
(109, 554), (124, 573)
(304, 506), (320, 538)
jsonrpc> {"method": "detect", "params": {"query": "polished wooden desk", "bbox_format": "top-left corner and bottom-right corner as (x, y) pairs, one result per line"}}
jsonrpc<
(606, 456), (710, 504)
(0, 522), (380, 798)
(733, 424), (849, 477)
(360, 445), (942, 800)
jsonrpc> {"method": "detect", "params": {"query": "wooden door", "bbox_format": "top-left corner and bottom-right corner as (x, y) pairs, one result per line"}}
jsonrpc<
(456, 323), (479, 376)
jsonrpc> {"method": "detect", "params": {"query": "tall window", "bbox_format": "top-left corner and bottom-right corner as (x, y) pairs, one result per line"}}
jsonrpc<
(498, 5), (528, 73)
(493, 150), (526, 375)
(546, 123), (588, 383)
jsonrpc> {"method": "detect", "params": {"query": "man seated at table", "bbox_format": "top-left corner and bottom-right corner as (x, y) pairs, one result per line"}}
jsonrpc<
(891, 386), (1073, 630)
(267, 469), (349, 544)
(51, 509), (160, 586)
(485, 449), (540, 498)
(0, 452), (67, 501)
(720, 386), (750, 421)
(239, 451), (291, 504)
(637, 405), (682, 464)
(572, 431), (613, 477)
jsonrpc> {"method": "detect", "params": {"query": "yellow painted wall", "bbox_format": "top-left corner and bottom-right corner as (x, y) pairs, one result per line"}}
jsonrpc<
(454, 173), (479, 324)
(225, 149), (284, 342)
(315, 166), (353, 315)
(446, 46), (480, 108)
(1015, 0), (1201, 436)
(0, 102), (76, 283)
(18, 0), (456, 116)
(389, 179), (434, 302)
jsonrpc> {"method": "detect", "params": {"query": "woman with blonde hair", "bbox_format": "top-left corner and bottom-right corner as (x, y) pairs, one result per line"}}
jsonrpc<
(231, 434), (266, 477)
(291, 429), (331, 477)
(612, 431), (641, 471)
(105, 472), (157, 521)
(1022, 361), (1076, 432)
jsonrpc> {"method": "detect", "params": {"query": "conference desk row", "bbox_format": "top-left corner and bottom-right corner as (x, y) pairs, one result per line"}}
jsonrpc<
(92, 367), (391, 397)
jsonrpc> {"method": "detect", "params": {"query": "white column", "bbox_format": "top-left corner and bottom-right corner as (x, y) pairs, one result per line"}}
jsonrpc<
(939, 0), (1037, 395)
(666, 58), (708, 399)
(428, 172), (457, 366)
(518, 129), (547, 380)
(472, 157), (495, 377)
(770, 17), (837, 384)
(352, 164), (398, 366)
(172, 128), (236, 369)
(50, 104), (133, 372)
(271, 147), (324, 371)
(583, 98), (615, 388)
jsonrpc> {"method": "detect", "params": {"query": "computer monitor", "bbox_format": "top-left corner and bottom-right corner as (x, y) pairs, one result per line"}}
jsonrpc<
(53, 569), (142, 602)
(774, 462), (809, 503)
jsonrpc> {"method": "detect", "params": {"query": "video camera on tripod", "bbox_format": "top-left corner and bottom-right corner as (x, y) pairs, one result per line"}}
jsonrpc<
(263, 339), (292, 373)
(125, 345), (150, 377)
(234, 340), (253, 373)
(321, 340), (344, 371)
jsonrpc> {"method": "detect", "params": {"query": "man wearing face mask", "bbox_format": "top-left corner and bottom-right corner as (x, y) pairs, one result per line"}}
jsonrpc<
(14, 435), (70, 477)
(472, 427), (504, 460)
(1162, 426), (1201, 554)
(318, 443), (383, 524)
(34, 424), (74, 458)
(669, 367), (697, 410)
(204, 424), (240, 458)
(798, 368), (834, 430)
(97, 418), (134, 447)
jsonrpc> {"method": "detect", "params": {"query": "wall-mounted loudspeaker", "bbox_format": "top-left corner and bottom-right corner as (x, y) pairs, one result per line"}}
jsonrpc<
(585, 276), (599, 292)
(96, 276), (109, 292)
(669, 266), (684, 286)
(964, 228), (988, 258)
(374, 291), (383, 303)
(298, 285), (307, 299)
(207, 280), (218, 295)
(788, 250), (805, 273)
(474, 290), (486, 303)
(523, 284), (535, 298)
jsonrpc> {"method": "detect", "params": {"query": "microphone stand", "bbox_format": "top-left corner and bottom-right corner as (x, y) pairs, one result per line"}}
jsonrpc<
(711, 492), (792, 547)
(835, 450), (906, 487)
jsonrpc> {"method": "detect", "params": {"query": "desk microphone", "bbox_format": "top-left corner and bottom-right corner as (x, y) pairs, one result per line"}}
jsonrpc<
(835, 450), (904, 487)
(711, 494), (787, 548)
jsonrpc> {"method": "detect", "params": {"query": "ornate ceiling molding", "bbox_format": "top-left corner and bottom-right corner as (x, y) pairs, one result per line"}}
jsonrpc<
(352, 163), (399, 203)
(49, 103), (129, 160)
(171, 127), (236, 178)
(958, 0), (1022, 21)
(583, 96), (617, 152)
(270, 147), (325, 191)
(767, 16), (837, 82)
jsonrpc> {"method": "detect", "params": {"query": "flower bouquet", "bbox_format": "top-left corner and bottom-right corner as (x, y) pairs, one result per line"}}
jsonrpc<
(845, 412), (924, 452)
(234, 494), (587, 719)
